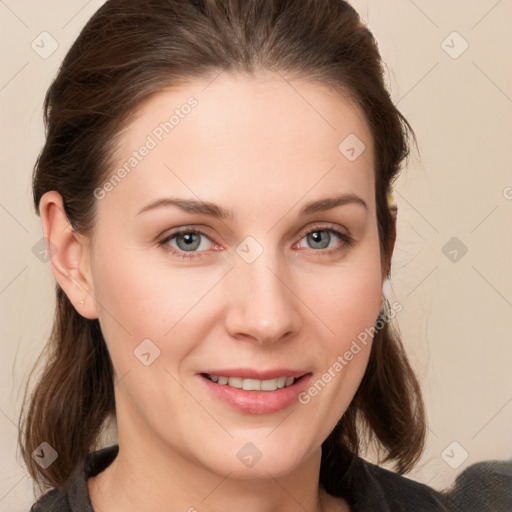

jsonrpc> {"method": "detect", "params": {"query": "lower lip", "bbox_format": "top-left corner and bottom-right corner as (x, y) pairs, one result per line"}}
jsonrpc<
(199, 374), (312, 414)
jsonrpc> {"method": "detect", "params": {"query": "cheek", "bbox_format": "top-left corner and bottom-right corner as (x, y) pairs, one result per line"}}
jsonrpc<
(331, 266), (382, 338)
(297, 242), (383, 344)
(295, 258), (382, 432)
(294, 239), (383, 403)
(93, 251), (163, 336)
(90, 243), (223, 360)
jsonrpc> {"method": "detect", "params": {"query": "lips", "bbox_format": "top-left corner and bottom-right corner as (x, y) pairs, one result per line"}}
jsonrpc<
(198, 369), (312, 414)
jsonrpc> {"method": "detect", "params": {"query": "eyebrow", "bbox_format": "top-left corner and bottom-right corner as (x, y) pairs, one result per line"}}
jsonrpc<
(136, 193), (368, 219)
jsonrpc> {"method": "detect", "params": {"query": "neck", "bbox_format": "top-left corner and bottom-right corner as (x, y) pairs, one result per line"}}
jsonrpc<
(89, 443), (329, 512)
(88, 428), (337, 512)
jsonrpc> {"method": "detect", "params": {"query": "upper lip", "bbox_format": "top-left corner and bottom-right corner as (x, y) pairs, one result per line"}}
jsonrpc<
(199, 368), (310, 380)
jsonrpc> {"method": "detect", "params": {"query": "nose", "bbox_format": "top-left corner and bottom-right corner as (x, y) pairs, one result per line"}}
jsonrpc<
(224, 253), (302, 346)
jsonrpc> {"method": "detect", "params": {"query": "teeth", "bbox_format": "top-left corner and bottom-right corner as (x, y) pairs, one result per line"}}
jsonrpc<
(277, 376), (287, 389)
(243, 379), (261, 391)
(229, 377), (243, 388)
(206, 374), (297, 391)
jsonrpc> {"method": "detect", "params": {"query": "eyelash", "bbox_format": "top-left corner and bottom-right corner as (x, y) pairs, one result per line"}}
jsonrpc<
(157, 224), (354, 260)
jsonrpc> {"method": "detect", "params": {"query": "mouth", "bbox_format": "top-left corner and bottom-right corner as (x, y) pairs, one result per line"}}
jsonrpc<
(198, 370), (312, 414)
(200, 373), (304, 391)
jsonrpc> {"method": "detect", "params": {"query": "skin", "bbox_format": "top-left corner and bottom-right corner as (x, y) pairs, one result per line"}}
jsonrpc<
(40, 71), (395, 512)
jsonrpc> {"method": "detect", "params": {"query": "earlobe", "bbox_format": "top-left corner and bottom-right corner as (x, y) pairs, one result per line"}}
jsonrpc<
(38, 191), (98, 320)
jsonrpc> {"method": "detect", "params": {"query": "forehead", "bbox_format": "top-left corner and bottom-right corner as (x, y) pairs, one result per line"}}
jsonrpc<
(101, 71), (375, 218)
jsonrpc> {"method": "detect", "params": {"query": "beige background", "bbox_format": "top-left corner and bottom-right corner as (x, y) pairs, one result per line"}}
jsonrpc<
(1, 0), (511, 509)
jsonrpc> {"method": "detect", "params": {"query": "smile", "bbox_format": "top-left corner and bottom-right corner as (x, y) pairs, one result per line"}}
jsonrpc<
(204, 374), (296, 391)
(199, 371), (312, 414)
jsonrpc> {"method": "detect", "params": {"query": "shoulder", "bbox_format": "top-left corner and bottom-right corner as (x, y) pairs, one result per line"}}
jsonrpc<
(348, 456), (512, 512)
(30, 488), (70, 512)
(29, 445), (119, 512)
(357, 458), (449, 511)
(333, 454), (448, 511)
(438, 458), (512, 512)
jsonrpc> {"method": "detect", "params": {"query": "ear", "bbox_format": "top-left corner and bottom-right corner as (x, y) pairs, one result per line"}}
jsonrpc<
(38, 191), (98, 319)
(382, 205), (397, 283)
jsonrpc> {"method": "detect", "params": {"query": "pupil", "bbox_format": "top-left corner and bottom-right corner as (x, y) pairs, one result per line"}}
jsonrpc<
(309, 230), (329, 249)
(178, 233), (199, 251)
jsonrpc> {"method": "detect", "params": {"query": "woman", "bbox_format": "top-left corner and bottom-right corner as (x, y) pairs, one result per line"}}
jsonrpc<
(19, 1), (511, 511)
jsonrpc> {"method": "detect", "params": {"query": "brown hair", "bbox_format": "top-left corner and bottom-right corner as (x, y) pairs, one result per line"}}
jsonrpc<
(20, 0), (425, 493)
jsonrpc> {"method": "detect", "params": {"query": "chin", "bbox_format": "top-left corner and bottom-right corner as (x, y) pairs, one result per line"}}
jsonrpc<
(204, 437), (316, 480)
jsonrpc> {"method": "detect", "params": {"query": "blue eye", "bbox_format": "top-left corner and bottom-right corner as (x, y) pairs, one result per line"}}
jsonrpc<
(297, 226), (354, 253)
(158, 224), (353, 260)
(159, 229), (215, 259)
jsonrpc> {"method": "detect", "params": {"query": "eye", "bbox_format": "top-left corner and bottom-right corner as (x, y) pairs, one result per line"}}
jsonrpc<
(158, 228), (219, 259)
(158, 224), (354, 260)
(295, 225), (354, 254)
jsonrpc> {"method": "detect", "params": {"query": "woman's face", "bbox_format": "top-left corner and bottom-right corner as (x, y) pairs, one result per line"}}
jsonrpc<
(85, 72), (386, 478)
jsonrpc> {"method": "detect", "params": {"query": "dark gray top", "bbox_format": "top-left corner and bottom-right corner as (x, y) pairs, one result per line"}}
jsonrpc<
(29, 445), (512, 511)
